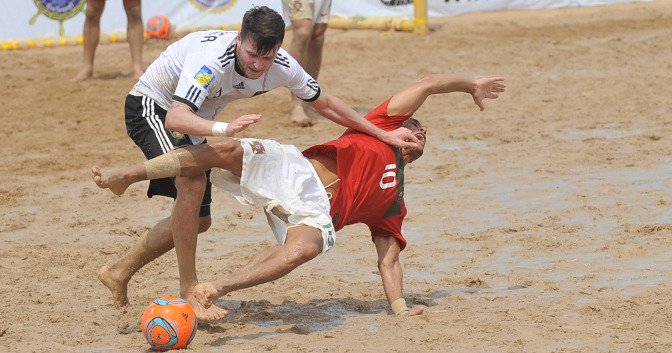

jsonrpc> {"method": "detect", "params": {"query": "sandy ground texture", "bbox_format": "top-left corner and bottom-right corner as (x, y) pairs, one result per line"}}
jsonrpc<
(2, 1), (672, 352)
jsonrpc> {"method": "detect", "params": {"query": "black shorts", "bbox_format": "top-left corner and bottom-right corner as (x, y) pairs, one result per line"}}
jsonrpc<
(124, 94), (212, 217)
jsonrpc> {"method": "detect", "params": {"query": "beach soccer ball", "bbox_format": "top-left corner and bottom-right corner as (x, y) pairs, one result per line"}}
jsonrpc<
(146, 15), (171, 39)
(140, 296), (197, 351)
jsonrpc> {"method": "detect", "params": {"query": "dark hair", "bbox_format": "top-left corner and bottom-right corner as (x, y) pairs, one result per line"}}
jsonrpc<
(402, 118), (424, 131)
(240, 6), (285, 55)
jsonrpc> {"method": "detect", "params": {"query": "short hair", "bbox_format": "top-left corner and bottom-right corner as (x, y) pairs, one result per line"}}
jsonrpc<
(402, 118), (424, 131)
(240, 6), (285, 55)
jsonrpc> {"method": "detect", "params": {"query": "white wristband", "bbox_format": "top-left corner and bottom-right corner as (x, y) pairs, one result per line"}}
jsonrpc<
(211, 122), (229, 136)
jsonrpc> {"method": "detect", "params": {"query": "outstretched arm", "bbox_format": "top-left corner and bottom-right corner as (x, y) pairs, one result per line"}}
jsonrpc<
(387, 74), (506, 116)
(308, 92), (419, 149)
(373, 236), (424, 316)
(165, 102), (262, 137)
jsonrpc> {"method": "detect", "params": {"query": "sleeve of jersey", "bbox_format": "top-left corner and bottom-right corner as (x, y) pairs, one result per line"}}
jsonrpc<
(365, 98), (412, 131)
(281, 53), (321, 102)
(172, 53), (221, 112)
(367, 209), (408, 250)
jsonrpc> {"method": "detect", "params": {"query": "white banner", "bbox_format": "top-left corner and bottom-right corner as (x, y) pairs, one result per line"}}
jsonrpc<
(1, 0), (285, 41)
(0, 0), (648, 42)
(332, 0), (650, 18)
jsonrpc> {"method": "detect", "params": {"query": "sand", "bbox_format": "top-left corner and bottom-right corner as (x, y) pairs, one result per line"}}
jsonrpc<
(1, 1), (672, 352)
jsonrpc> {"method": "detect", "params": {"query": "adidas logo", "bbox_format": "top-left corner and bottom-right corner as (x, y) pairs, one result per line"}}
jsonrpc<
(233, 82), (245, 89)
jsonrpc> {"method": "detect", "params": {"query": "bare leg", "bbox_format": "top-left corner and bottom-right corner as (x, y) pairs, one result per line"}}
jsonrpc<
(91, 139), (243, 196)
(98, 216), (173, 306)
(306, 23), (327, 86)
(301, 22), (328, 120)
(98, 214), (213, 306)
(193, 225), (323, 310)
(172, 173), (228, 321)
(123, 0), (144, 79)
(72, 0), (105, 81)
(94, 140), (242, 316)
(288, 19), (316, 126)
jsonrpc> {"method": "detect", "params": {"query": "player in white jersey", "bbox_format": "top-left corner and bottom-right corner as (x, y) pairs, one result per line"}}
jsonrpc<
(131, 30), (321, 145)
(99, 6), (420, 322)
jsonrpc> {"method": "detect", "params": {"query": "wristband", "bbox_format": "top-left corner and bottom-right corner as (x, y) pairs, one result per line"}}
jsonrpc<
(211, 122), (229, 136)
(391, 298), (410, 315)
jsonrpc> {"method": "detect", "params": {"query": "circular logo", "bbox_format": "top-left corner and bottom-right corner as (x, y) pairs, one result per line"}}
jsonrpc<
(171, 131), (186, 140)
(33, 0), (85, 21)
(30, 0), (85, 36)
(189, 0), (237, 13)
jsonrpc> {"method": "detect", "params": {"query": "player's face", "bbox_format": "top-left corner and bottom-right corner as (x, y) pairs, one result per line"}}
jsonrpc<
(236, 35), (278, 79)
(401, 119), (427, 164)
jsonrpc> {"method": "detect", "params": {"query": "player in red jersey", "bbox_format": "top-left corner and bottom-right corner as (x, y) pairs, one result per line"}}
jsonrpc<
(91, 74), (506, 318)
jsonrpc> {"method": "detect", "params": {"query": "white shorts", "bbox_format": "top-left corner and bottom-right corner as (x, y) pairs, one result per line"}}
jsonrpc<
(283, 0), (332, 24)
(210, 138), (335, 253)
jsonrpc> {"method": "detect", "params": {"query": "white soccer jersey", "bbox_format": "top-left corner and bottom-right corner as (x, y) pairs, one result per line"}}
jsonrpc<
(130, 30), (320, 144)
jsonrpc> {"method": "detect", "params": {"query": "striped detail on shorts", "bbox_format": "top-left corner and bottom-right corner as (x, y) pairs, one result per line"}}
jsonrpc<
(142, 95), (174, 153)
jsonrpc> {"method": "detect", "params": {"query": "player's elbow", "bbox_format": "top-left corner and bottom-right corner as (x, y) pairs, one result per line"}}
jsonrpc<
(416, 75), (444, 94)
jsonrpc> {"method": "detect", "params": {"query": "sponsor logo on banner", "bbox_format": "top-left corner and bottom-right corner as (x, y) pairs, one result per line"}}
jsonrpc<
(380, 0), (413, 5)
(194, 66), (215, 89)
(29, 0), (85, 36)
(189, 0), (237, 13)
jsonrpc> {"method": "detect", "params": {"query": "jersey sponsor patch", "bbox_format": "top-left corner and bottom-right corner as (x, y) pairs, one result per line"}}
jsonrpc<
(249, 140), (266, 154)
(194, 65), (215, 89)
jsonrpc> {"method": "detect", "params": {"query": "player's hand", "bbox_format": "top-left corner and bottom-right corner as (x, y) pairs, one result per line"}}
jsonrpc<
(472, 77), (506, 111)
(382, 127), (419, 149)
(226, 114), (262, 136)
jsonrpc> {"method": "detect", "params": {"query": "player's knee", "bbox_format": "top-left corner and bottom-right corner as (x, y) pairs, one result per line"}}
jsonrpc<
(286, 241), (320, 266)
(210, 140), (243, 168)
(86, 7), (104, 20)
(312, 25), (327, 43)
(198, 216), (211, 233)
(211, 139), (239, 156)
(377, 254), (399, 271)
(292, 24), (313, 44)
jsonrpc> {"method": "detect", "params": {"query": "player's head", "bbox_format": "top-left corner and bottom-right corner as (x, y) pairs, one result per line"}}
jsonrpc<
(237, 6), (285, 79)
(401, 118), (427, 164)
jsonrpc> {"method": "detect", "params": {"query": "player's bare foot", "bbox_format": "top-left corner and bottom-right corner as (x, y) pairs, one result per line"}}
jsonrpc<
(71, 67), (93, 82)
(91, 166), (132, 196)
(184, 288), (228, 322)
(98, 265), (130, 306)
(289, 104), (315, 127)
(407, 306), (424, 316)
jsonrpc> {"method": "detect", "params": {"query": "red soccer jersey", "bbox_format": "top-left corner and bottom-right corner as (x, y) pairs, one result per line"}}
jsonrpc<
(303, 98), (410, 249)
